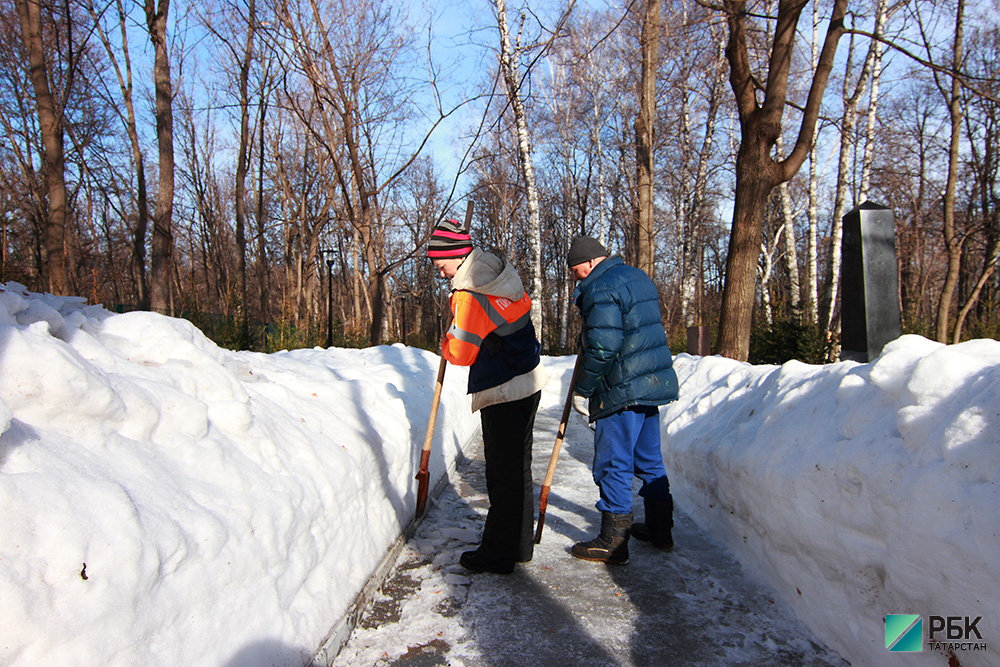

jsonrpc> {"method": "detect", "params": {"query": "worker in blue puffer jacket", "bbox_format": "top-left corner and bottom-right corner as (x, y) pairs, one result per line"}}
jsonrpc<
(567, 235), (679, 565)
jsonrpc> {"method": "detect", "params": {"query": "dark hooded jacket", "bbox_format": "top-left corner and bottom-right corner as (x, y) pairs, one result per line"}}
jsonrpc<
(572, 256), (678, 421)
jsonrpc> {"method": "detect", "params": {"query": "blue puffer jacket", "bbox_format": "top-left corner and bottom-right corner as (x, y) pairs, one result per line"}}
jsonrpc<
(572, 256), (678, 422)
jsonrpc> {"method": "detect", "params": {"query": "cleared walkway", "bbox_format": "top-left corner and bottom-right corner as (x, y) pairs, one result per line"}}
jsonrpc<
(333, 396), (849, 667)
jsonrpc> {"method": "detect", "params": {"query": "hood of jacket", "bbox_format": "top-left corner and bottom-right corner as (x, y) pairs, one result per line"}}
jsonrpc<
(451, 248), (525, 300)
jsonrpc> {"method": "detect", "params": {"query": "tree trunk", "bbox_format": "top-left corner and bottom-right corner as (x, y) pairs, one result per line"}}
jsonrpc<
(234, 0), (256, 347)
(352, 227), (362, 334)
(16, 0), (68, 295)
(759, 232), (779, 327)
(859, 0), (887, 200)
(935, 0), (966, 343)
(256, 67), (270, 323)
(593, 77), (608, 244)
(274, 140), (297, 324)
(145, 0), (176, 314)
(495, 0), (543, 341)
(716, 0), (847, 361)
(775, 137), (801, 311)
(821, 12), (881, 337)
(88, 0), (151, 308)
(717, 135), (778, 359)
(805, 1), (820, 325)
(953, 236), (1000, 343)
(635, 0), (660, 278)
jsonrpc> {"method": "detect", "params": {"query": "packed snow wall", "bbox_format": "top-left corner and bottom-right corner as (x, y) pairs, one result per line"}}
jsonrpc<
(662, 340), (1000, 667)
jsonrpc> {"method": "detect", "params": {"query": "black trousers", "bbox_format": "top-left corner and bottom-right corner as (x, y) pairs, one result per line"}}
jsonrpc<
(478, 390), (542, 563)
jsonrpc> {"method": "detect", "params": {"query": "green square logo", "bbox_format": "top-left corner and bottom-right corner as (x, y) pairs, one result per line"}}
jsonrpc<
(886, 614), (923, 652)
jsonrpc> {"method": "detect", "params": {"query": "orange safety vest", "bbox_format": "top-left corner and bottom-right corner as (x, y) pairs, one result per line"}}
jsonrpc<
(442, 290), (533, 367)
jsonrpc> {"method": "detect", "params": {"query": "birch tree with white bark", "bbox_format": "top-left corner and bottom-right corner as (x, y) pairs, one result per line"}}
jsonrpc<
(493, 0), (544, 339)
(677, 13), (727, 331)
(819, 0), (887, 339)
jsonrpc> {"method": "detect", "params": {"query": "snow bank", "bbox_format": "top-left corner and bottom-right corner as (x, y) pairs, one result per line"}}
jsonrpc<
(3, 280), (998, 667)
(662, 338), (1000, 667)
(0, 283), (477, 667)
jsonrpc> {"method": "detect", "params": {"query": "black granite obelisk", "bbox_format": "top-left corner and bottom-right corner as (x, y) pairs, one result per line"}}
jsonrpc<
(840, 202), (901, 362)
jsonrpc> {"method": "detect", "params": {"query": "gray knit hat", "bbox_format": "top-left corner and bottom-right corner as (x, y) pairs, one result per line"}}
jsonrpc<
(567, 236), (609, 267)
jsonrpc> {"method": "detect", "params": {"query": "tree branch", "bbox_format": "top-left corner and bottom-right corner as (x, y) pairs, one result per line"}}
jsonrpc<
(844, 27), (1000, 104)
(781, 0), (847, 182)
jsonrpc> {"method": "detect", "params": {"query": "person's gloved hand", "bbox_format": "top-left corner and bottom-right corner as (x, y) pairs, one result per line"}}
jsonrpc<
(572, 393), (589, 418)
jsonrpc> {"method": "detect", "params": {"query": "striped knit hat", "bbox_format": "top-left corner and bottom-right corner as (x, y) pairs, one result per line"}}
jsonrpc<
(427, 219), (473, 260)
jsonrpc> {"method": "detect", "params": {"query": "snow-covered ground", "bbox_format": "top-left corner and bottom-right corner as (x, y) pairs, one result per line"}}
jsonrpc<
(1, 282), (997, 667)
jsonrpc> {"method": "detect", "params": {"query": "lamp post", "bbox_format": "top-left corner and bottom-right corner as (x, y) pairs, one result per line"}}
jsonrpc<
(400, 295), (407, 345)
(322, 248), (335, 347)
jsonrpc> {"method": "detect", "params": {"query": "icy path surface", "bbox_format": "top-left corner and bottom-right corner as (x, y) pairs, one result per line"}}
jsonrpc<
(333, 401), (848, 667)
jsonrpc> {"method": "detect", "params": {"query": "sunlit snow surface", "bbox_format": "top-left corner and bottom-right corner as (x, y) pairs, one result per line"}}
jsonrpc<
(0, 283), (476, 666)
(2, 282), (998, 667)
(661, 339), (1000, 667)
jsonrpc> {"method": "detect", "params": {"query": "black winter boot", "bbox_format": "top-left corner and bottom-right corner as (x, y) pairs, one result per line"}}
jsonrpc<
(631, 497), (674, 550)
(460, 549), (515, 574)
(571, 511), (632, 564)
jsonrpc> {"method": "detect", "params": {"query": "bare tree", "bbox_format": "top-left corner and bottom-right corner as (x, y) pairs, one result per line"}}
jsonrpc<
(537, 9), (622, 348)
(16, 0), (70, 294)
(634, 0), (659, 277)
(775, 137), (801, 312)
(200, 0), (262, 346)
(272, 113), (324, 328)
(145, 0), (176, 314)
(176, 91), (233, 311)
(274, 0), (465, 345)
(232, 0), (256, 347)
(872, 89), (941, 332)
(804, 1), (821, 326)
(858, 1), (887, 202)
(815, 1), (887, 342)
(672, 8), (727, 331)
(932, 0), (966, 343)
(952, 24), (1000, 342)
(715, 0), (848, 361)
(85, 0), (150, 308)
(542, 51), (577, 349)
(493, 0), (544, 338)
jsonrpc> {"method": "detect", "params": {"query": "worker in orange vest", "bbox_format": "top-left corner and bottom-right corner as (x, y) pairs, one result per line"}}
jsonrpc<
(429, 219), (547, 574)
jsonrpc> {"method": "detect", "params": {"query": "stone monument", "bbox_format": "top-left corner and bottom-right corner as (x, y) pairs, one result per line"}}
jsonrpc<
(840, 201), (901, 362)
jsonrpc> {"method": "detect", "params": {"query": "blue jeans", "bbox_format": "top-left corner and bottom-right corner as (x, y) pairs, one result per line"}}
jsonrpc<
(592, 405), (671, 514)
